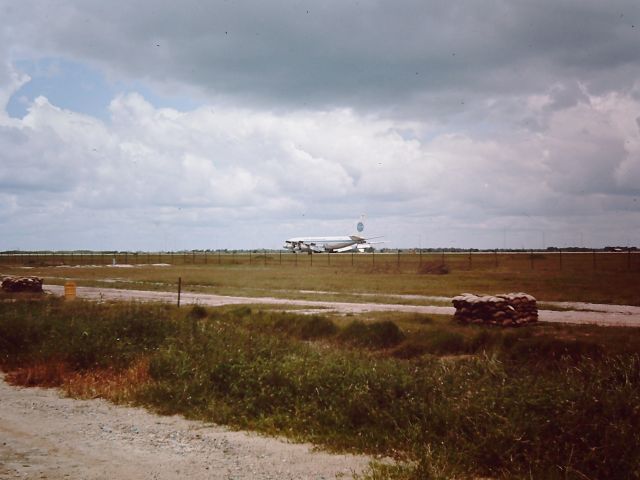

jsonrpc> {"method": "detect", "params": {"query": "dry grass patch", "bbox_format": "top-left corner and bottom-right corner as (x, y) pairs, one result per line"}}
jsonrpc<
(5, 358), (151, 403)
(63, 357), (151, 402)
(5, 360), (69, 387)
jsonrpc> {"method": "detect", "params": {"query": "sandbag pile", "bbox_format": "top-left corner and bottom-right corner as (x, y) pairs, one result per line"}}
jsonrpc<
(1, 276), (44, 293)
(452, 292), (538, 327)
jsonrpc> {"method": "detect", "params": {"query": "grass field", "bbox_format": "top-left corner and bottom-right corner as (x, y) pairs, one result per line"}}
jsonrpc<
(2, 296), (640, 479)
(2, 251), (639, 305)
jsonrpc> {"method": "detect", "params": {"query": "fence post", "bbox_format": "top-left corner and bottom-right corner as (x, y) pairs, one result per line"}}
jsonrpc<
(559, 249), (562, 271)
(419, 249), (422, 267)
(397, 249), (400, 268)
(468, 249), (472, 270)
(177, 277), (182, 307)
(351, 251), (354, 267)
(280, 251), (282, 265)
(530, 249), (534, 270)
(264, 250), (267, 266)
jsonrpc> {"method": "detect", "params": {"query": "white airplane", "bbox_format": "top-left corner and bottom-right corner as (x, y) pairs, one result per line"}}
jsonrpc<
(284, 217), (382, 254)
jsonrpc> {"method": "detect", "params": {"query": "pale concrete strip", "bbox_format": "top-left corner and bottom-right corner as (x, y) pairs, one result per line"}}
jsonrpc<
(45, 285), (454, 315)
(45, 285), (640, 327)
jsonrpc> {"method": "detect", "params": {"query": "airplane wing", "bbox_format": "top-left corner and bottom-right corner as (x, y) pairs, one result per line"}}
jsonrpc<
(349, 235), (384, 242)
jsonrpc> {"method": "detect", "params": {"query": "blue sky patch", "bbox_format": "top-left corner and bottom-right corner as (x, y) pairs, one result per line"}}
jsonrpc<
(7, 57), (199, 120)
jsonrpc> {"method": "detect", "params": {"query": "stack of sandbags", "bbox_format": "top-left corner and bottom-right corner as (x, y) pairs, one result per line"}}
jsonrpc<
(452, 292), (537, 327)
(1, 276), (44, 293)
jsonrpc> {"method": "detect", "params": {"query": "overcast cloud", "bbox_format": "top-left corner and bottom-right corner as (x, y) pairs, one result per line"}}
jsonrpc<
(1, 0), (639, 250)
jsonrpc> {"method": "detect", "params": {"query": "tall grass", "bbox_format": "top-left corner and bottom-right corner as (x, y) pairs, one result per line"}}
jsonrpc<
(2, 297), (640, 479)
(0, 297), (177, 369)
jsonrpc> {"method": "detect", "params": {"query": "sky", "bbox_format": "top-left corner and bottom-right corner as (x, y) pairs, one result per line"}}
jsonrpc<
(1, 0), (639, 251)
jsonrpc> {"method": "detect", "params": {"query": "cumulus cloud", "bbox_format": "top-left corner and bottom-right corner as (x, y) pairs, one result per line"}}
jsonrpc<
(1, 1), (640, 249)
(1, 81), (639, 249)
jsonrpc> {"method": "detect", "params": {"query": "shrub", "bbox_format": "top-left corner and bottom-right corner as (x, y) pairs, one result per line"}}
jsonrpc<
(272, 314), (338, 340)
(339, 320), (405, 349)
(188, 304), (208, 319)
(505, 335), (604, 364)
(298, 315), (338, 339)
(417, 262), (449, 275)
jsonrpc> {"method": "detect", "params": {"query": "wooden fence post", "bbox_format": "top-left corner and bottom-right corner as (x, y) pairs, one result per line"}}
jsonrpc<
(559, 249), (562, 271)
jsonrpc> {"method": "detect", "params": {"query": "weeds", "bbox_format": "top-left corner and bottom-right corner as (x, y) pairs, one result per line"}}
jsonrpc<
(271, 314), (338, 340)
(2, 297), (640, 479)
(338, 320), (405, 349)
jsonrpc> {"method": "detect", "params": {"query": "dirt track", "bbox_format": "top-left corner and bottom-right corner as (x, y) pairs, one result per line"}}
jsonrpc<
(0, 375), (369, 479)
(45, 285), (640, 327)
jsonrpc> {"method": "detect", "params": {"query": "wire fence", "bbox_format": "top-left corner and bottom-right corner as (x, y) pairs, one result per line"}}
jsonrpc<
(1, 250), (639, 273)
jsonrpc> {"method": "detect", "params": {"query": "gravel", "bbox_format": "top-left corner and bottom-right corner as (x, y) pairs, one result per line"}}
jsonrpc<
(0, 375), (370, 480)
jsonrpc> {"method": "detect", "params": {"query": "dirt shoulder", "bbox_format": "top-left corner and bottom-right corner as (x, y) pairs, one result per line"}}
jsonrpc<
(0, 375), (369, 480)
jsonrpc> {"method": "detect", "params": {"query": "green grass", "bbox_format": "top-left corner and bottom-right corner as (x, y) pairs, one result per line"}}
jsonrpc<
(2, 251), (640, 306)
(2, 297), (640, 478)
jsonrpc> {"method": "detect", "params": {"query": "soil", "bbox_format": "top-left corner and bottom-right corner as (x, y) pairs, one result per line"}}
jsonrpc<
(0, 375), (369, 479)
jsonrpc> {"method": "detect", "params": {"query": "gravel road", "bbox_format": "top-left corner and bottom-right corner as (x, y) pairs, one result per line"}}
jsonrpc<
(0, 375), (369, 480)
(45, 285), (640, 327)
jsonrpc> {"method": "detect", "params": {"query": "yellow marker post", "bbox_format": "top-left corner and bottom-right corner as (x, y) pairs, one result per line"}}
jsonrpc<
(64, 281), (76, 300)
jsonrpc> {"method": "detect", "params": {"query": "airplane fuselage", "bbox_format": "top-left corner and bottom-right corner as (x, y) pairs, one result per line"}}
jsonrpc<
(284, 235), (366, 253)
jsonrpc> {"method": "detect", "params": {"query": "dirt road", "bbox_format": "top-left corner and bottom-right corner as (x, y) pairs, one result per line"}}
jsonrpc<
(45, 285), (640, 327)
(0, 375), (369, 480)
